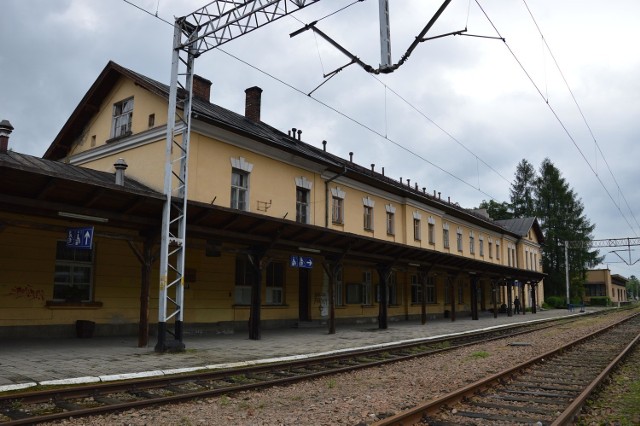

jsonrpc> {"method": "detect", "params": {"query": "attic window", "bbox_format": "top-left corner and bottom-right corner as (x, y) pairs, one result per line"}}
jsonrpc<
(148, 113), (155, 128)
(112, 97), (133, 138)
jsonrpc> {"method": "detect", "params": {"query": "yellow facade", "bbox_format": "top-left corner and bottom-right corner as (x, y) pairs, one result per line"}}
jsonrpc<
(0, 62), (546, 338)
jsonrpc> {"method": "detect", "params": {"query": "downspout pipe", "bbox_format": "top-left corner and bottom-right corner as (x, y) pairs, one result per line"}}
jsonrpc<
(325, 165), (348, 227)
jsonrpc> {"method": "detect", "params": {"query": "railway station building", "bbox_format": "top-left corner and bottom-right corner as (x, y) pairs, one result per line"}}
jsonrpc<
(0, 61), (545, 344)
(585, 269), (628, 305)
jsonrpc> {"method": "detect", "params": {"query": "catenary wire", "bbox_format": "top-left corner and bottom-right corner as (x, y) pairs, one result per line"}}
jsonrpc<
(122, 0), (502, 201)
(475, 0), (638, 237)
(522, 0), (640, 235)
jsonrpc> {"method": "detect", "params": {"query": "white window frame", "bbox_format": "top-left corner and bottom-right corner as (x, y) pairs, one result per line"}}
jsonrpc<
(112, 97), (133, 138)
(428, 217), (436, 245)
(234, 255), (254, 305)
(331, 187), (345, 224)
(363, 196), (375, 231)
(230, 157), (253, 212)
(385, 204), (395, 236)
(296, 187), (310, 224)
(443, 223), (450, 249)
(266, 262), (285, 305)
(362, 270), (372, 305)
(456, 227), (463, 252)
(53, 240), (94, 302)
(411, 274), (422, 304)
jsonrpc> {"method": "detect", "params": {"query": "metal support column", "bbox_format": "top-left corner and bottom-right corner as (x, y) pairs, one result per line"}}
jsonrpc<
(156, 19), (196, 353)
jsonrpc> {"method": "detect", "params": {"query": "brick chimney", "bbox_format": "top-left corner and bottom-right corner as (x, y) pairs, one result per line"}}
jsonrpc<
(244, 86), (263, 122)
(192, 75), (212, 102)
(0, 119), (14, 153)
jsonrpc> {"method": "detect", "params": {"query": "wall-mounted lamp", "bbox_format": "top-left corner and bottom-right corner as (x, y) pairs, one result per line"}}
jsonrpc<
(58, 211), (109, 223)
(298, 247), (321, 254)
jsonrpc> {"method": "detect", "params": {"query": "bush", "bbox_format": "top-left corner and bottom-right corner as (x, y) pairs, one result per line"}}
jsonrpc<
(545, 296), (566, 309)
(588, 296), (610, 306)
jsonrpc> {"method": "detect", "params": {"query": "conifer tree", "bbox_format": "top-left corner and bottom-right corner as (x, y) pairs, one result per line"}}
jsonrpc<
(535, 158), (601, 298)
(510, 159), (537, 217)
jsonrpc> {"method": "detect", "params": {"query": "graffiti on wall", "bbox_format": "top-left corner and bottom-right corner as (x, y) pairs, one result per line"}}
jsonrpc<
(7, 284), (45, 301)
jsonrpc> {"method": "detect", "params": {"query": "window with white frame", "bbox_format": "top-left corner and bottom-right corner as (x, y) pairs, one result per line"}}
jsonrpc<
(112, 97), (133, 138)
(296, 187), (310, 224)
(479, 237), (484, 256)
(413, 211), (422, 241)
(331, 187), (345, 224)
(525, 249), (529, 269)
(443, 223), (450, 249)
(295, 177), (312, 224)
(386, 204), (395, 235)
(496, 242), (501, 260)
(469, 231), (475, 255)
(363, 197), (375, 231)
(413, 218), (421, 241)
(411, 274), (422, 304)
(362, 269), (372, 305)
(266, 262), (284, 305)
(456, 228), (463, 252)
(377, 271), (398, 305)
(428, 217), (436, 245)
(234, 255), (255, 305)
(534, 253), (537, 271)
(488, 239), (493, 258)
(230, 157), (253, 211)
(53, 241), (94, 302)
(426, 276), (436, 303)
(345, 269), (372, 305)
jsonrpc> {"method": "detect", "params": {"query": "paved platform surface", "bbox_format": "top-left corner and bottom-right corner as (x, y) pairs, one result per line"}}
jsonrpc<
(0, 308), (599, 392)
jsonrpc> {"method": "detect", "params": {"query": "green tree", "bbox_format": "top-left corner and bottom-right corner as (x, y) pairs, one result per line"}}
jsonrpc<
(477, 199), (512, 220)
(535, 158), (601, 299)
(510, 159), (537, 217)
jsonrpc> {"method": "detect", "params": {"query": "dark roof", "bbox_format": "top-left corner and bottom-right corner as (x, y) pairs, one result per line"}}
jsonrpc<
(1, 150), (165, 230)
(1, 150), (544, 282)
(43, 61), (528, 238)
(495, 217), (544, 243)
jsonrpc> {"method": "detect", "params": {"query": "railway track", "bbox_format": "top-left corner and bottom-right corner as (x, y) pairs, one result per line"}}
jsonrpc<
(0, 315), (583, 425)
(374, 312), (640, 426)
(0, 313), (624, 425)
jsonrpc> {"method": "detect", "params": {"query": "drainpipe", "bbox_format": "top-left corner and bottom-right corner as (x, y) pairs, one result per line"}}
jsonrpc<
(324, 165), (348, 227)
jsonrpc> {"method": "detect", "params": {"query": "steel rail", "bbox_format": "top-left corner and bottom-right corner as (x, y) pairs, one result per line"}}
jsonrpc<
(373, 311), (640, 426)
(0, 317), (581, 425)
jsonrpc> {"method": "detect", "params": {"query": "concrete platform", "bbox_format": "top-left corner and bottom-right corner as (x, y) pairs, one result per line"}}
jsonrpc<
(0, 308), (599, 392)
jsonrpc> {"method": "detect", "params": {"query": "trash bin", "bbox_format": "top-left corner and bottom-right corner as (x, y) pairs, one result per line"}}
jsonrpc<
(75, 320), (95, 338)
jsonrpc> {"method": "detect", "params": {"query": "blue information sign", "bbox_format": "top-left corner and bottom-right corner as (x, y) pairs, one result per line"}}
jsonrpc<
(66, 227), (94, 249)
(290, 255), (313, 269)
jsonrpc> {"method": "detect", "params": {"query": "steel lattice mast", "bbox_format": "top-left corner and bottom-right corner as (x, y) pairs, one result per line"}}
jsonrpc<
(562, 237), (640, 306)
(156, 0), (321, 352)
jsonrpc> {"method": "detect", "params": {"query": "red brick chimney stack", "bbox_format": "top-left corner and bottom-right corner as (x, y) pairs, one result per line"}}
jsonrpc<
(192, 75), (212, 102)
(0, 119), (14, 153)
(245, 86), (263, 122)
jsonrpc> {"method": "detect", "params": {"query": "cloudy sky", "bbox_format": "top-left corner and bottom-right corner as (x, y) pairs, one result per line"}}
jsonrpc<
(1, 0), (639, 278)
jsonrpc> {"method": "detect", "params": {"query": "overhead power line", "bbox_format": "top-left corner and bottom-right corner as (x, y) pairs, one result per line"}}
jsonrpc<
(474, 0), (639, 238)
(521, 0), (640, 236)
